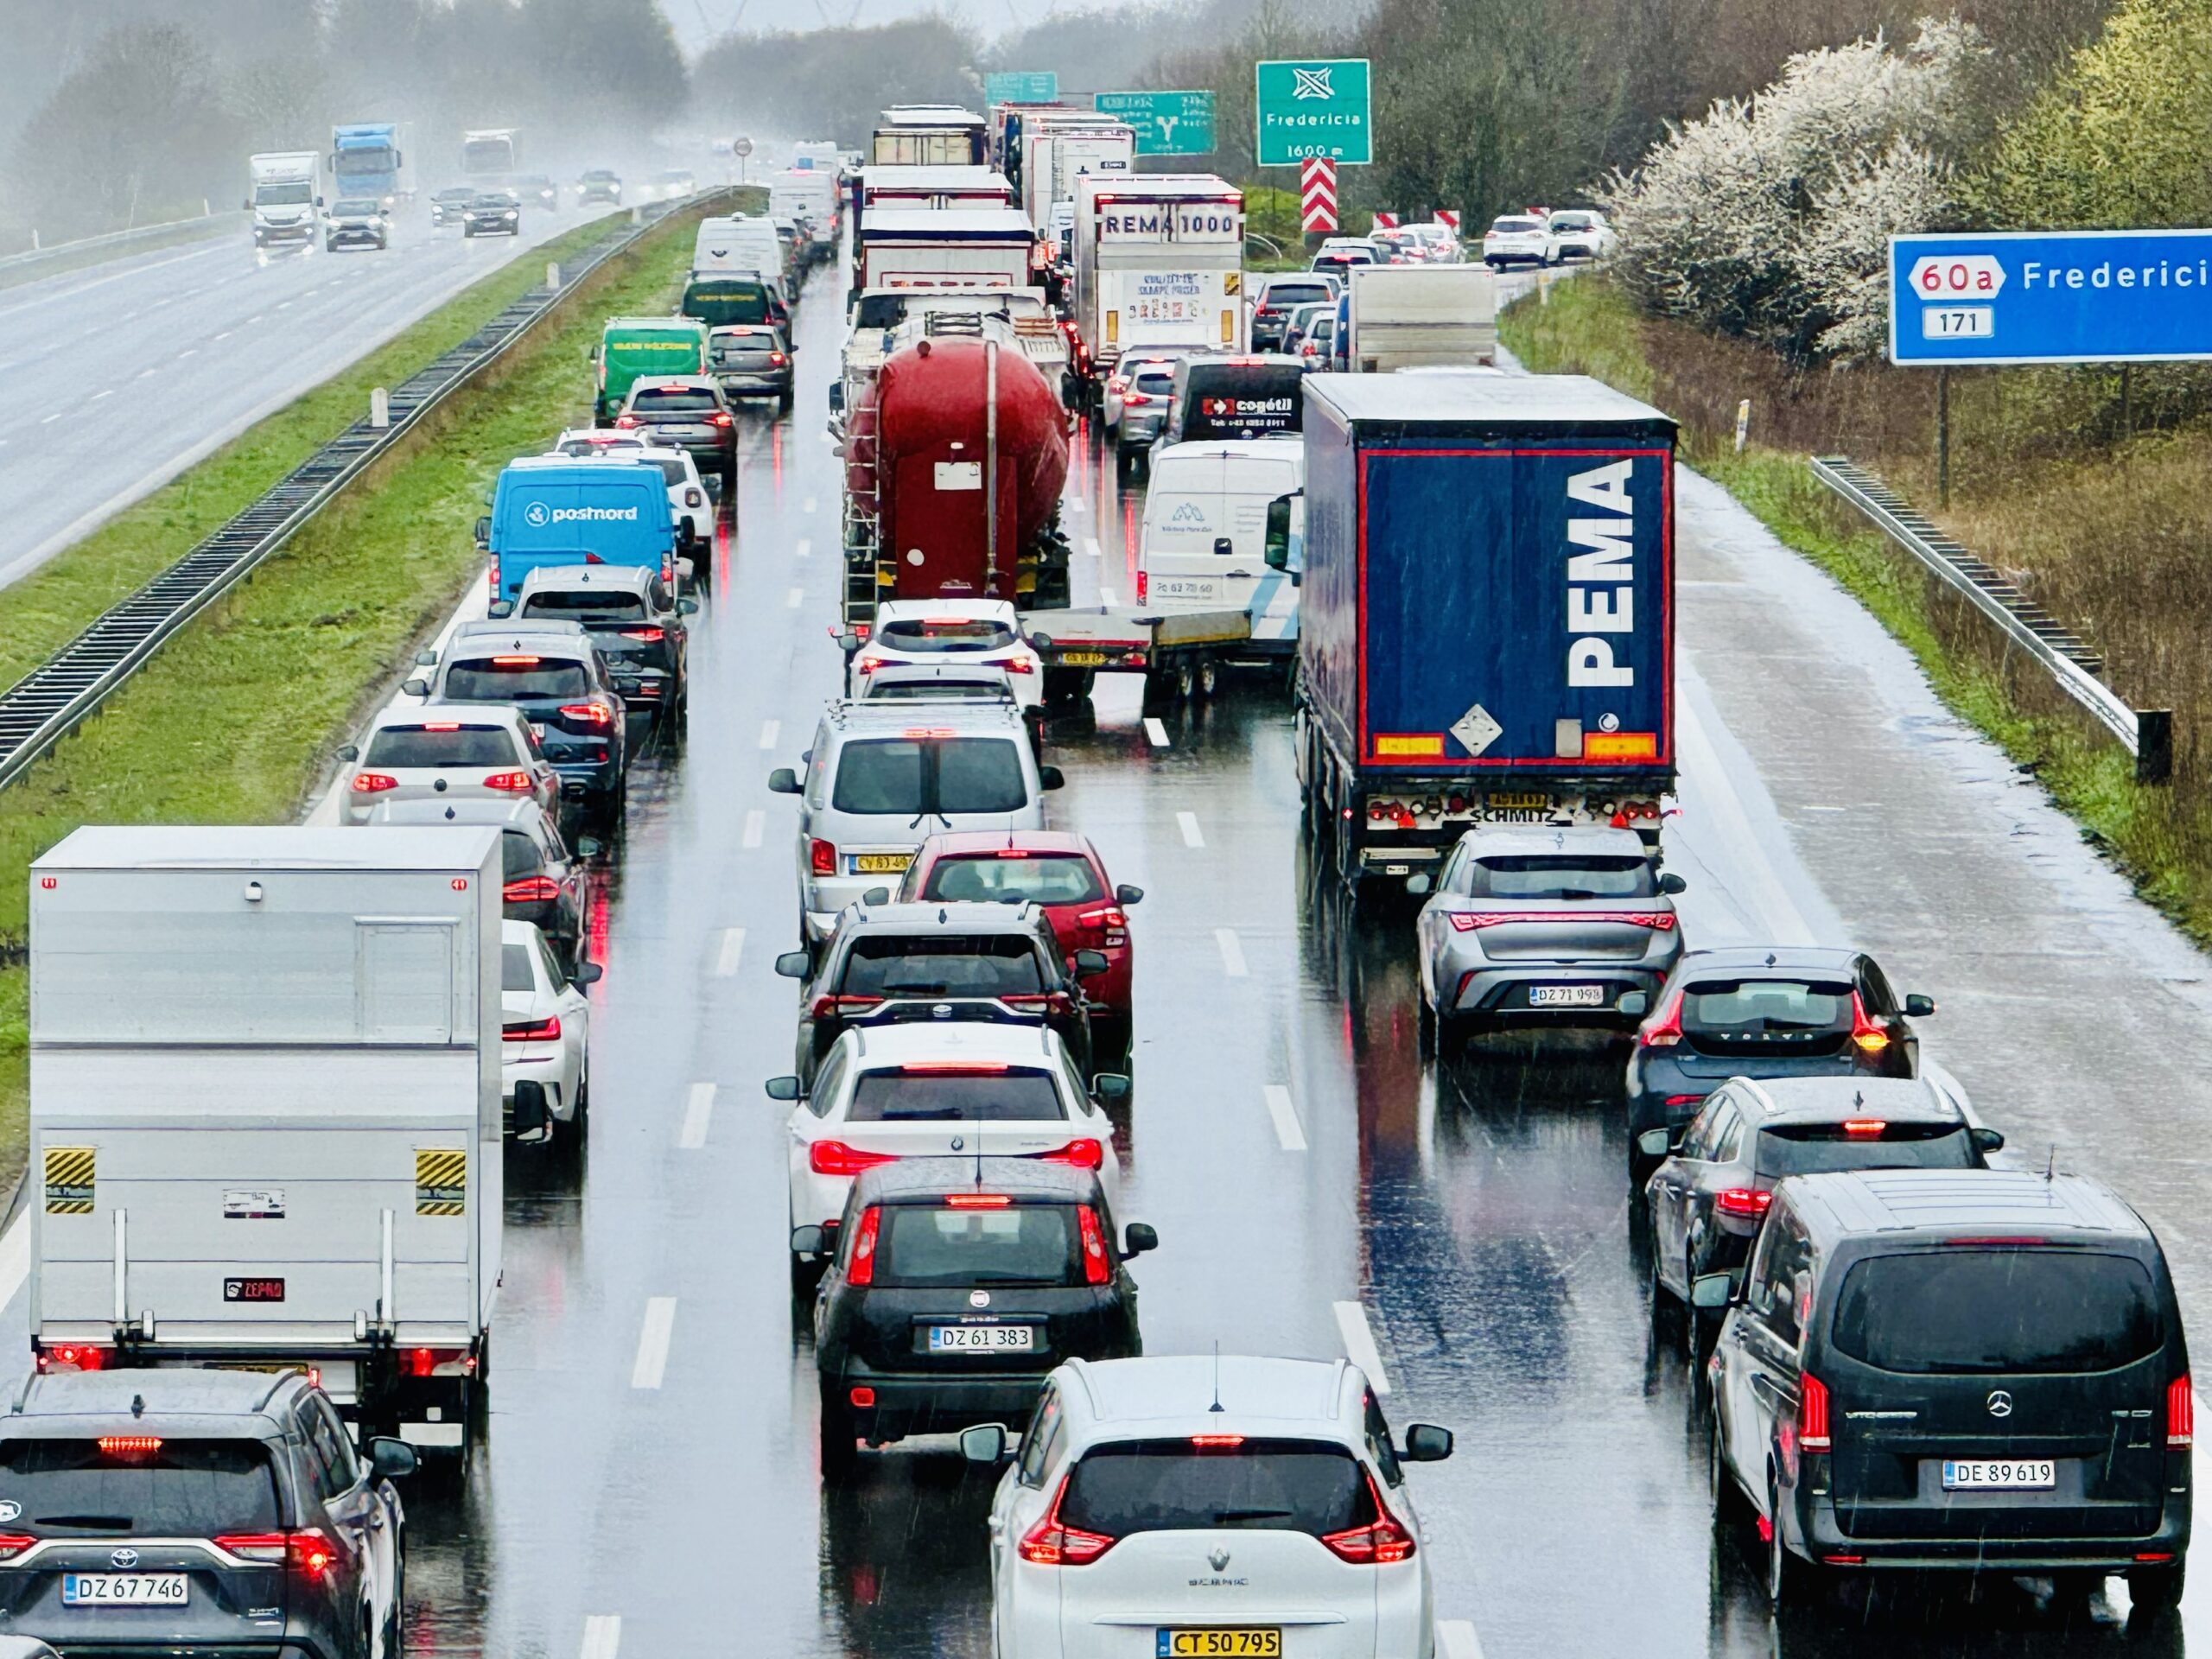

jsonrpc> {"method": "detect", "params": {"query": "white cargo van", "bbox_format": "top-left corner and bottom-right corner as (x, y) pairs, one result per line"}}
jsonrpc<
(1137, 436), (1303, 654)
(1340, 264), (1497, 371)
(28, 826), (503, 1462)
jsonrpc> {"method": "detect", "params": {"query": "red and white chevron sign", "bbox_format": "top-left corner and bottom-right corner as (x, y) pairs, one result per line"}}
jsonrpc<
(1434, 207), (1460, 235)
(1370, 210), (1399, 231)
(1300, 158), (1338, 232)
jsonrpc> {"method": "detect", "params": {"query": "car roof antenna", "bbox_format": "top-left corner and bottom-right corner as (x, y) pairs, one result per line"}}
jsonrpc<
(2046, 1143), (2056, 1183)
(1210, 1341), (1224, 1414)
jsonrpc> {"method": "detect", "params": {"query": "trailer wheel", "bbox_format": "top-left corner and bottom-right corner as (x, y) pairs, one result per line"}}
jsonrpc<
(1175, 662), (1197, 702)
(1199, 659), (1223, 698)
(1041, 667), (1088, 707)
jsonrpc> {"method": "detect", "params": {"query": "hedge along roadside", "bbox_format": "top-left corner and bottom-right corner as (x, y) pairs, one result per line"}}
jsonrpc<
(1498, 277), (2191, 938)
(0, 197), (726, 1179)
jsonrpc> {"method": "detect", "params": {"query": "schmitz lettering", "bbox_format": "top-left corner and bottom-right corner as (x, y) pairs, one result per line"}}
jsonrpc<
(1565, 459), (1635, 688)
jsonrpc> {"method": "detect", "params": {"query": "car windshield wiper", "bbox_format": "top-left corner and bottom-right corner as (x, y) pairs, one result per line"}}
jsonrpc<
(34, 1515), (135, 1529)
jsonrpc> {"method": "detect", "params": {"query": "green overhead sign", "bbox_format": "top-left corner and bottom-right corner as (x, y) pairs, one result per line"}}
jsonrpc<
(1092, 90), (1217, 156)
(1254, 58), (1371, 165)
(984, 71), (1059, 105)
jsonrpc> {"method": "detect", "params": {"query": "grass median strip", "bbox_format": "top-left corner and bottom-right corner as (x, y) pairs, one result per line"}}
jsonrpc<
(0, 204), (710, 1178)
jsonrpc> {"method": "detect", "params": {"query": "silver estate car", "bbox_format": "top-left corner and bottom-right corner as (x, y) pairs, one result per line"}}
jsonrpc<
(1411, 824), (1685, 1050)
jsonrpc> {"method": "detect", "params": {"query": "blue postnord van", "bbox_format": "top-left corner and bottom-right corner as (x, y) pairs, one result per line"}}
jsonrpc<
(486, 458), (677, 601)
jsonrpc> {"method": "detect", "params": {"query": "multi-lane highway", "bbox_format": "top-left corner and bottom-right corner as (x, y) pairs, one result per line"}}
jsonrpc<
(7, 246), (2210, 1658)
(0, 201), (621, 589)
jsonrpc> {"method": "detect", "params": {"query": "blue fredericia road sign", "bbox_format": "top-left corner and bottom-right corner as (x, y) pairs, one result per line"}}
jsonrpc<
(1891, 229), (2212, 366)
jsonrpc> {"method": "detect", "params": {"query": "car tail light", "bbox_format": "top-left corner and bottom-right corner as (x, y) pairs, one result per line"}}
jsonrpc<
(38, 1344), (109, 1373)
(2170, 1375), (2194, 1447)
(809, 1141), (898, 1178)
(710, 412), (733, 427)
(1850, 992), (1890, 1052)
(1321, 1475), (1417, 1564)
(983, 655), (1035, 674)
(1639, 991), (1685, 1048)
(1191, 1433), (1245, 1448)
(1077, 1203), (1111, 1285)
(503, 876), (561, 903)
(615, 415), (639, 428)
(422, 721), (460, 732)
(99, 1436), (162, 1457)
(770, 353), (788, 365)
(352, 772), (398, 794)
(810, 838), (836, 875)
(492, 655), (541, 667)
(620, 627), (665, 642)
(1715, 1187), (1772, 1218)
(1255, 304), (1276, 317)
(1001, 992), (1072, 1014)
(846, 1205), (882, 1285)
(1122, 391), (1153, 406)
(945, 1193), (1014, 1210)
(1665, 1094), (1707, 1108)
(561, 702), (615, 728)
(219, 1529), (335, 1579)
(0, 1535), (33, 1560)
(1799, 1373), (1831, 1452)
(810, 995), (882, 1016)
(1018, 1473), (1116, 1565)
(900, 1061), (1010, 1074)
(1040, 1139), (1104, 1172)
(1135, 569), (1147, 603)
(1107, 375), (1128, 392)
(483, 771), (535, 792)
(504, 1016), (560, 1042)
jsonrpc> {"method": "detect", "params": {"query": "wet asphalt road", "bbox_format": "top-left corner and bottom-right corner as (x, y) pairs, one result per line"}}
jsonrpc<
(24, 251), (2212, 1656)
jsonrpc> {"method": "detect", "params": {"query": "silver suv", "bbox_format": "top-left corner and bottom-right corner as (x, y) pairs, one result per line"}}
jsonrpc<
(767, 698), (1063, 947)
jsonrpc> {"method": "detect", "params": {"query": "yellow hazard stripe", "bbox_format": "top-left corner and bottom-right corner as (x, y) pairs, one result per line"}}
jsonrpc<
(44, 1146), (94, 1215)
(415, 1148), (467, 1217)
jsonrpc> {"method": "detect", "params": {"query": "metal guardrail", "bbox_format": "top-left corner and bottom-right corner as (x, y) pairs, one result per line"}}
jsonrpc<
(0, 194), (729, 791)
(0, 211), (245, 276)
(1811, 454), (2171, 785)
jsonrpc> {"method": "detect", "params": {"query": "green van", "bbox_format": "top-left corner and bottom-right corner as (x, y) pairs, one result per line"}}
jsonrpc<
(591, 316), (710, 425)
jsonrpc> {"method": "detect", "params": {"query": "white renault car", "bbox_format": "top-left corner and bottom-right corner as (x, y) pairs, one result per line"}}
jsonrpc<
(962, 1354), (1454, 1659)
(849, 600), (1043, 711)
(499, 918), (596, 1145)
(1481, 213), (1550, 269)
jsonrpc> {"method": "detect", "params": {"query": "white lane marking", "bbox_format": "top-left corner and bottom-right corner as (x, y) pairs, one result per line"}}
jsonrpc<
(1334, 1300), (1391, 1395)
(1065, 494), (1087, 515)
(1177, 810), (1204, 848)
(1101, 586), (1119, 606)
(212, 332), (231, 340)
(581, 1615), (621, 1659)
(1436, 1619), (1484, 1659)
(679, 1083), (716, 1149)
(1084, 535), (1101, 558)
(0, 1211), (29, 1309)
(275, 301), (292, 310)
(136, 368), (157, 379)
(758, 719), (780, 750)
(1262, 1084), (1306, 1151)
(246, 315), (264, 324)
(715, 926), (746, 976)
(741, 809), (765, 850)
(89, 390), (112, 402)
(803, 495), (818, 513)
(39, 413), (60, 424)
(177, 347), (198, 358)
(794, 537), (811, 559)
(1215, 927), (1249, 978)
(630, 1298), (677, 1389)
(786, 585), (804, 608)
(1143, 716), (1169, 748)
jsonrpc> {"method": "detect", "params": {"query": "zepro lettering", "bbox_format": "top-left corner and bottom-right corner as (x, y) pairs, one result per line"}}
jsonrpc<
(524, 501), (640, 528)
(1565, 459), (1635, 688)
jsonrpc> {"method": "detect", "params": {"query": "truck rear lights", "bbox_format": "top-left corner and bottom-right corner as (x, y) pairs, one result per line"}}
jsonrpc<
(560, 702), (615, 728)
(810, 838), (837, 875)
(1018, 1475), (1116, 1565)
(846, 1205), (882, 1285)
(1077, 1203), (1111, 1284)
(503, 875), (561, 903)
(351, 772), (399, 794)
(810, 1141), (899, 1178)
(1135, 570), (1147, 603)
(1039, 1139), (1105, 1172)
(38, 1344), (109, 1373)
(483, 772), (535, 792)
(2170, 1375), (2194, 1447)
(1849, 993), (1890, 1052)
(402, 1346), (474, 1377)
(504, 1016), (560, 1042)
(1799, 1373), (1832, 1452)
(98, 1436), (162, 1457)
(1714, 1188), (1772, 1218)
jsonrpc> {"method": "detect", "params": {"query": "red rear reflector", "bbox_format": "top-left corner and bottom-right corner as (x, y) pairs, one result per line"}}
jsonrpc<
(98, 1436), (162, 1456)
(1135, 569), (1147, 603)
(1799, 1373), (1831, 1452)
(849, 1385), (877, 1408)
(945, 1193), (1013, 1208)
(1714, 1188), (1772, 1218)
(847, 1205), (881, 1286)
(809, 1141), (898, 1177)
(2170, 1375), (2193, 1448)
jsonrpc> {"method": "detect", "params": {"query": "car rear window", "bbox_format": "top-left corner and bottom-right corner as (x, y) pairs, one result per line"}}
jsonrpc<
(632, 387), (719, 411)
(555, 439), (643, 459)
(1470, 855), (1654, 899)
(640, 456), (688, 486)
(830, 738), (1027, 816)
(1060, 1440), (1375, 1538)
(1681, 977), (1850, 1034)
(875, 1203), (1078, 1287)
(847, 1067), (1066, 1122)
(1754, 1122), (1976, 1178)
(1551, 213), (1596, 231)
(500, 830), (543, 881)
(1266, 282), (1331, 306)
(444, 657), (591, 701)
(1134, 372), (1175, 395)
(867, 678), (1007, 702)
(938, 740), (1027, 813)
(838, 935), (1045, 997)
(1493, 217), (1541, 232)
(520, 592), (648, 622)
(922, 854), (1103, 906)
(363, 724), (517, 768)
(1832, 1250), (2164, 1375)
(0, 1438), (280, 1535)
(502, 944), (538, 992)
(879, 619), (1018, 652)
(715, 339), (782, 365)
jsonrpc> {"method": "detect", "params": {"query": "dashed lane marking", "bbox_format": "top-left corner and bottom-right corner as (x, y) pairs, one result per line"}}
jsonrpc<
(1334, 1300), (1391, 1395)
(1144, 717), (1169, 747)
(1215, 927), (1249, 978)
(1084, 536), (1101, 558)
(1262, 1084), (1306, 1151)
(1437, 1620), (1484, 1659)
(630, 1298), (677, 1389)
(581, 1615), (621, 1659)
(742, 810), (765, 850)
(758, 719), (779, 750)
(1177, 811), (1204, 848)
(715, 927), (745, 977)
(679, 1083), (715, 1149)
(786, 585), (804, 608)
(794, 537), (810, 559)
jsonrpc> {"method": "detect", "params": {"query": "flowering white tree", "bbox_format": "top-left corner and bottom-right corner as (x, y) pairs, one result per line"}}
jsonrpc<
(1600, 17), (1985, 363)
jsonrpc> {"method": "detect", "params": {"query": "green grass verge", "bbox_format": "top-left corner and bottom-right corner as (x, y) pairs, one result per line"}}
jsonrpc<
(0, 204), (714, 1182)
(1500, 277), (2180, 931)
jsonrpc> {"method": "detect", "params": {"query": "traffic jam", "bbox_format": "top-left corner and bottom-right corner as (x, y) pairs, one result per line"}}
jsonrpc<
(3, 93), (2198, 1659)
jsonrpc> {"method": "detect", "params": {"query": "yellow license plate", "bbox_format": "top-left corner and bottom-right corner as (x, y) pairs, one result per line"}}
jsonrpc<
(1158, 1631), (1281, 1657)
(1486, 791), (1552, 810)
(852, 854), (912, 874)
(1059, 650), (1108, 666)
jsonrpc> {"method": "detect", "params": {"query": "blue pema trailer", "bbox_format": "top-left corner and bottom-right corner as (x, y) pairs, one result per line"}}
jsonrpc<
(1292, 371), (1680, 889)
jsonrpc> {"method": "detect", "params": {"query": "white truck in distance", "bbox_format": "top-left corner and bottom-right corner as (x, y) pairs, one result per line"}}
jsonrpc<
(1072, 174), (1246, 385)
(1340, 264), (1498, 372)
(855, 207), (1039, 293)
(1016, 113), (1135, 231)
(28, 826), (505, 1462)
(247, 151), (321, 248)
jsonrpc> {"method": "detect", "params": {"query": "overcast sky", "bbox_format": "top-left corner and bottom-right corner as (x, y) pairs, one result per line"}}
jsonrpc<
(670, 0), (1063, 52)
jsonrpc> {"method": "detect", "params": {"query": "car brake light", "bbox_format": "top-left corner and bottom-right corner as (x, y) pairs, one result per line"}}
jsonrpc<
(492, 655), (541, 666)
(1018, 1473), (1116, 1565)
(846, 1205), (881, 1285)
(1320, 1474), (1417, 1564)
(614, 415), (639, 428)
(1077, 1203), (1111, 1285)
(502, 875), (561, 902)
(1135, 569), (1147, 603)
(1191, 1434), (1245, 1447)
(560, 702), (615, 728)
(1040, 1139), (1104, 1172)
(1639, 991), (1685, 1048)
(710, 412), (733, 427)
(982, 656), (1035, 674)
(810, 994), (882, 1016)
(1665, 1094), (1707, 1107)
(770, 353), (787, 365)
(620, 627), (665, 642)
(1840, 1119), (1886, 1137)
(945, 1193), (1013, 1208)
(1715, 1188), (1772, 1218)
(1446, 910), (1675, 930)
(899, 1061), (1011, 1074)
(0, 1535), (33, 1560)
(809, 1141), (898, 1178)
(504, 1016), (560, 1041)
(351, 772), (398, 794)
(98, 1436), (162, 1456)
(420, 721), (461, 732)
(483, 771), (535, 792)
(810, 838), (836, 875)
(1122, 391), (1153, 406)
(2170, 1375), (2194, 1447)
(1850, 992), (1890, 1052)
(1077, 906), (1127, 931)
(1799, 1373), (1831, 1452)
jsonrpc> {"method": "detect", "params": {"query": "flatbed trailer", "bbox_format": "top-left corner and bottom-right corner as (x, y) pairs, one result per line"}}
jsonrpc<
(1020, 604), (1251, 705)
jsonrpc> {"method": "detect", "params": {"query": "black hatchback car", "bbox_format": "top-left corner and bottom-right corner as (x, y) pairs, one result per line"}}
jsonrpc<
(407, 622), (629, 822)
(502, 566), (695, 725)
(774, 900), (1109, 1088)
(1624, 945), (1934, 1185)
(798, 1158), (1155, 1478)
(1701, 1169), (2190, 1615)
(0, 1369), (416, 1659)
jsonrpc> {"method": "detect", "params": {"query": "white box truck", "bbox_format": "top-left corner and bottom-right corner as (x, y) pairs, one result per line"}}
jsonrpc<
(1072, 175), (1246, 384)
(1017, 117), (1135, 231)
(247, 151), (321, 248)
(28, 826), (503, 1462)
(855, 207), (1039, 292)
(1339, 264), (1498, 371)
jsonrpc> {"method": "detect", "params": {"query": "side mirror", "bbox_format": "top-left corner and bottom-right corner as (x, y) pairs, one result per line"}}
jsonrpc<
(959, 1422), (1010, 1465)
(366, 1437), (418, 1480)
(509, 1081), (550, 1141)
(827, 383), (845, 413)
(1690, 1272), (1738, 1311)
(789, 1224), (826, 1255)
(1399, 1423), (1453, 1463)
(474, 516), (491, 549)
(861, 887), (891, 906)
(1970, 1126), (2006, 1155)
(774, 950), (810, 979)
(764, 1075), (802, 1102)
(678, 597), (700, 615)
(1636, 1126), (1675, 1159)
(1115, 884), (1143, 906)
(1657, 872), (1688, 895)
(1037, 765), (1066, 791)
(767, 767), (801, 794)
(1092, 1073), (1131, 1103)
(1403, 873), (1432, 896)
(1072, 950), (1110, 979)
(1904, 993), (1936, 1018)
(415, 649), (439, 667)
(487, 601), (513, 619)
(575, 836), (603, 858)
(1122, 1222), (1158, 1256)
(401, 677), (429, 698)
(336, 744), (360, 763)
(571, 963), (603, 987)
(1617, 990), (1649, 1018)
(837, 632), (863, 657)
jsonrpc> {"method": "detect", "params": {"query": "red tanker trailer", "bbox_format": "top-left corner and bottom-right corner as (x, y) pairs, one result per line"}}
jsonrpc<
(842, 331), (1072, 626)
